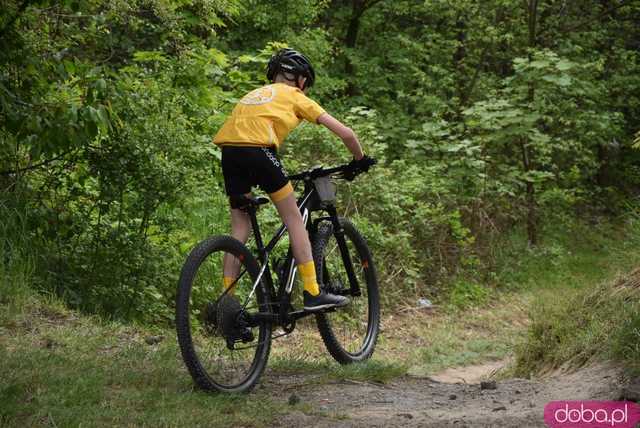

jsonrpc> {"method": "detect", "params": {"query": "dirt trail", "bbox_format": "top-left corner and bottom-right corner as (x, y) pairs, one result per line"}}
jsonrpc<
(266, 362), (632, 428)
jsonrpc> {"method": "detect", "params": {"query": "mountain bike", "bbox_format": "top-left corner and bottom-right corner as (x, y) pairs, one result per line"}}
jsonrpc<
(175, 161), (380, 393)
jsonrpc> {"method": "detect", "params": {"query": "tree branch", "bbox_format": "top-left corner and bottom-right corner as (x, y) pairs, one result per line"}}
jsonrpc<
(0, 150), (75, 176)
(462, 44), (491, 106)
(364, 0), (385, 10)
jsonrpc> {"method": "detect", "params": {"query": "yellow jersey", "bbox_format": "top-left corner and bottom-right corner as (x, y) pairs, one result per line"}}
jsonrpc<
(213, 83), (326, 149)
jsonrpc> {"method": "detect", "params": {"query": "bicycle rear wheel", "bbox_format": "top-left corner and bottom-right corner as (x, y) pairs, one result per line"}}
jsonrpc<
(175, 235), (272, 393)
(312, 218), (380, 364)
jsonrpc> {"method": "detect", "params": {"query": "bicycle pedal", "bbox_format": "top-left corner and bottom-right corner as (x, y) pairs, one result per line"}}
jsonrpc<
(301, 306), (336, 314)
(240, 329), (254, 343)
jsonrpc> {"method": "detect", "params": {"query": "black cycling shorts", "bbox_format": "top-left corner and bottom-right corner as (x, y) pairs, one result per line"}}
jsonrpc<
(221, 146), (290, 197)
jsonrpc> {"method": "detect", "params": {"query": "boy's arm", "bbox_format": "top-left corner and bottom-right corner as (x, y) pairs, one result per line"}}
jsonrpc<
(317, 113), (364, 160)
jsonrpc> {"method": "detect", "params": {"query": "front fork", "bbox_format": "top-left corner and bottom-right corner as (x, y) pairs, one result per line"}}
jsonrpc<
(324, 205), (361, 297)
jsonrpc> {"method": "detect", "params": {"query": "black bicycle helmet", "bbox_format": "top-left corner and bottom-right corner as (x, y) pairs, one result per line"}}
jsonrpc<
(266, 48), (316, 90)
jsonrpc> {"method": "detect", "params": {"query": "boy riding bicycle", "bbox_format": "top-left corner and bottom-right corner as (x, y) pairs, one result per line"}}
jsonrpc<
(214, 48), (373, 311)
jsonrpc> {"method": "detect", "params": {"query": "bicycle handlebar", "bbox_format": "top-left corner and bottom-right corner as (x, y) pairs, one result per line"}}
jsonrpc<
(288, 165), (346, 181)
(288, 158), (377, 182)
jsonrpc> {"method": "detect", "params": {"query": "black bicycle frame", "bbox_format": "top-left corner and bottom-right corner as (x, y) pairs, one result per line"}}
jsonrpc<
(243, 178), (361, 326)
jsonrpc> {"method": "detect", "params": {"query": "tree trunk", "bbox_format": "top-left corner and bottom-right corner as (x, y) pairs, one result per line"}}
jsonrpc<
(595, 0), (616, 188)
(521, 137), (538, 246)
(344, 0), (364, 96)
(345, 1), (362, 50)
(342, 0), (383, 95)
(453, 12), (467, 116)
(495, 6), (511, 77)
(524, 0), (539, 246)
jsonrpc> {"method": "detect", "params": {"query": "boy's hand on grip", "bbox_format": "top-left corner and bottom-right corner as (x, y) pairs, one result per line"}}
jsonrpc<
(356, 155), (376, 172)
(343, 155), (376, 181)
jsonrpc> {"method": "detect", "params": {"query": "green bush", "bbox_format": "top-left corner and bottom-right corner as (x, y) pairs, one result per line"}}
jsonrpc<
(2, 0), (640, 324)
(448, 279), (491, 309)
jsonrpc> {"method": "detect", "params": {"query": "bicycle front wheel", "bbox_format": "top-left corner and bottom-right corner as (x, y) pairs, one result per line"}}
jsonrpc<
(175, 235), (272, 393)
(312, 218), (380, 364)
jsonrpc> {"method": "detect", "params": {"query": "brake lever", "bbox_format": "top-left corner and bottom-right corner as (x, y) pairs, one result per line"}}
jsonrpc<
(338, 169), (358, 182)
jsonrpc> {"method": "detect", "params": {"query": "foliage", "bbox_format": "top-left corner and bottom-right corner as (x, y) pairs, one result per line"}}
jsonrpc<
(1, 0), (640, 320)
(448, 279), (491, 309)
(1, 0), (238, 320)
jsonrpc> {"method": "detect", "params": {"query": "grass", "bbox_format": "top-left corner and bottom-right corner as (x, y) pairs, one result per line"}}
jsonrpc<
(394, 292), (529, 376)
(493, 218), (640, 377)
(0, 204), (36, 310)
(493, 219), (640, 292)
(0, 297), (407, 427)
(513, 268), (640, 377)
(398, 218), (640, 377)
(0, 299), (295, 427)
(494, 219), (640, 377)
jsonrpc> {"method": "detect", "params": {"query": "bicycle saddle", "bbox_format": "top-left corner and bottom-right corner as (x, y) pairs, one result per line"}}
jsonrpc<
(229, 194), (270, 210)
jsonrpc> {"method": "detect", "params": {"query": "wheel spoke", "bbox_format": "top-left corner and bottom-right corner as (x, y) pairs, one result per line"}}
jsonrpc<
(175, 236), (272, 392)
(314, 219), (380, 364)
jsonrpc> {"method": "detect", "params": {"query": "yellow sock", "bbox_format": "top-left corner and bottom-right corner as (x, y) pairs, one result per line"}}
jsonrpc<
(298, 261), (320, 296)
(223, 276), (235, 294)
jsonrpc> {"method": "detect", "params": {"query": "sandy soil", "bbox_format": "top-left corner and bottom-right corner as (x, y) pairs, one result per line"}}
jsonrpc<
(265, 362), (634, 428)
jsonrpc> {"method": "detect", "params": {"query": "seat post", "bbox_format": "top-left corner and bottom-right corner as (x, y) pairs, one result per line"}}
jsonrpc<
(232, 194), (269, 262)
(246, 207), (266, 261)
